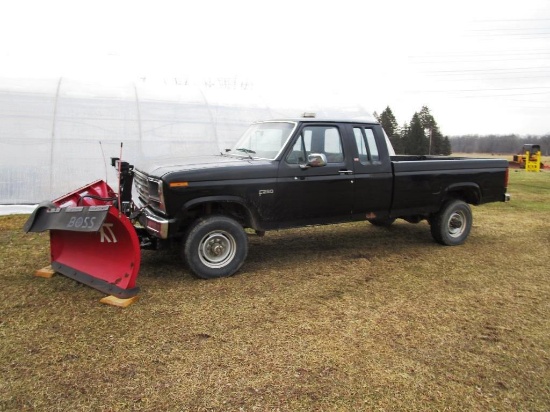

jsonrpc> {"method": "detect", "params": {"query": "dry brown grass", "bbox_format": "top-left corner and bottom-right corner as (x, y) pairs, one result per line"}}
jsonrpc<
(1, 170), (549, 411)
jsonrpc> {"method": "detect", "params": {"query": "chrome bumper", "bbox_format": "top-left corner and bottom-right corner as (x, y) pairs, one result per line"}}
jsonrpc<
(504, 193), (511, 202)
(138, 207), (176, 239)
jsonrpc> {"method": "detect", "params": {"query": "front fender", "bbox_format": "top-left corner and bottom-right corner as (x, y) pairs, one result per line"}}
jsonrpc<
(183, 195), (262, 230)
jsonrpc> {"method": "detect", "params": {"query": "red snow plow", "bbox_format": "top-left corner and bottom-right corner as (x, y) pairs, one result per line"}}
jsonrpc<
(24, 160), (143, 300)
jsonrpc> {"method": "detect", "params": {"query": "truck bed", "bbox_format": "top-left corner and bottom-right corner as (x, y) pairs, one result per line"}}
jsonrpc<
(389, 155), (509, 217)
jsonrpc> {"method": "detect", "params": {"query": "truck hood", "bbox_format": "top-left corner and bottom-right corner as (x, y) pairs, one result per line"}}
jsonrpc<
(136, 154), (276, 181)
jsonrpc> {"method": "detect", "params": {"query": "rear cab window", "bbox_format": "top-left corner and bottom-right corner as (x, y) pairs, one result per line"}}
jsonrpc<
(353, 126), (380, 164)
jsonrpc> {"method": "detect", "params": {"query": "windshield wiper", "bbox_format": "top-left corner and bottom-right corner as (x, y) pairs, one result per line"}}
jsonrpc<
(236, 148), (256, 154)
(235, 148), (256, 159)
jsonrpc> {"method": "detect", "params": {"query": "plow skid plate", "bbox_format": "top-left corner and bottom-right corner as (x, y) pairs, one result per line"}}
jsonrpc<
(24, 181), (141, 298)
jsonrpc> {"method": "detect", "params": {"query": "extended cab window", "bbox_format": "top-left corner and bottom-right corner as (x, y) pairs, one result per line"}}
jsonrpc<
(353, 127), (379, 164)
(286, 126), (344, 164)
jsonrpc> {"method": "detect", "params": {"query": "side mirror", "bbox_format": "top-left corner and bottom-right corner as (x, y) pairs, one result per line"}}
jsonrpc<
(300, 153), (327, 169)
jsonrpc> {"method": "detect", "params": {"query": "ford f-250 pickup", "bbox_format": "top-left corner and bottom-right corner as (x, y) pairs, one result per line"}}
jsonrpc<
(129, 117), (510, 280)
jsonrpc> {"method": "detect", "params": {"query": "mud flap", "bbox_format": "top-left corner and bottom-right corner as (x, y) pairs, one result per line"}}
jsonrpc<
(24, 181), (141, 298)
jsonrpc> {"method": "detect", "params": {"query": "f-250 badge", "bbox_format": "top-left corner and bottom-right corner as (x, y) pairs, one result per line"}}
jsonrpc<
(259, 189), (274, 196)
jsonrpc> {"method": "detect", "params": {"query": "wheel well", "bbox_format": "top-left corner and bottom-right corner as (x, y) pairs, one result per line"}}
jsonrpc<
(445, 187), (480, 205)
(183, 201), (259, 230)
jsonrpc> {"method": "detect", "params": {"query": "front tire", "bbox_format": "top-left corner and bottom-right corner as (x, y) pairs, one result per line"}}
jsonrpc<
(183, 215), (248, 279)
(430, 200), (472, 246)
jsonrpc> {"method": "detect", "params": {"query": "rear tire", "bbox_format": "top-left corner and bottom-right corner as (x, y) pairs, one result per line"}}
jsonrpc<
(430, 200), (472, 246)
(183, 215), (248, 279)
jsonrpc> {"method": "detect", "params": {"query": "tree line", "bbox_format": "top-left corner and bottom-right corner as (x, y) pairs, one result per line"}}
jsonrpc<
(374, 106), (452, 155)
(374, 106), (550, 155)
(450, 134), (550, 155)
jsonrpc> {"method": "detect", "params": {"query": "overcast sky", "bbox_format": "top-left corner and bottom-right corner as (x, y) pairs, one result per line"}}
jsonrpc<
(1, 0), (549, 135)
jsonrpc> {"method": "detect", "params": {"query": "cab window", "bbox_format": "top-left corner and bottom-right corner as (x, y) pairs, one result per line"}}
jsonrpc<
(286, 125), (344, 164)
(353, 127), (379, 164)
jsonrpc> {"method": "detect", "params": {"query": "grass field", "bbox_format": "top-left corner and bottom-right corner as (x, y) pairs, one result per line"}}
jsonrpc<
(1, 170), (549, 411)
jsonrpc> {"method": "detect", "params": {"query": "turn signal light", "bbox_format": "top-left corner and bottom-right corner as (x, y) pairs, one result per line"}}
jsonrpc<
(169, 182), (189, 188)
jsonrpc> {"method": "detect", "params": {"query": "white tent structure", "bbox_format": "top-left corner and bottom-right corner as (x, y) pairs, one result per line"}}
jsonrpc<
(0, 77), (374, 205)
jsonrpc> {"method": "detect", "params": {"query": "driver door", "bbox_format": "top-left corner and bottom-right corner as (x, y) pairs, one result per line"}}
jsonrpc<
(276, 124), (354, 225)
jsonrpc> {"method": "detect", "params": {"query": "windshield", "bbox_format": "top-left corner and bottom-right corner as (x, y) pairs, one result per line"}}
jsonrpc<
(226, 121), (296, 160)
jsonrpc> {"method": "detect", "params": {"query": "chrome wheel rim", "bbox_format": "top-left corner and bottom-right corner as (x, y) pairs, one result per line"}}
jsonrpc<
(447, 211), (466, 238)
(198, 230), (237, 268)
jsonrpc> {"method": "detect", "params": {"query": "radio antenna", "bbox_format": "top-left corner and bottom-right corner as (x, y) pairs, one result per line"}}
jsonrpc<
(99, 141), (108, 184)
(118, 142), (123, 217)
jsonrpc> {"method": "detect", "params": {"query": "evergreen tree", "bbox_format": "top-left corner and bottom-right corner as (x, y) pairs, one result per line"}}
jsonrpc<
(418, 105), (446, 155)
(374, 104), (453, 155)
(441, 136), (452, 155)
(418, 106), (436, 131)
(430, 129), (444, 154)
(378, 106), (402, 153)
(379, 106), (398, 136)
(402, 113), (429, 155)
(400, 122), (409, 150)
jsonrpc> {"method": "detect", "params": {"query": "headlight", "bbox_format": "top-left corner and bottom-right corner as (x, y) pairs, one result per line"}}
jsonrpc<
(148, 178), (166, 214)
(133, 171), (167, 214)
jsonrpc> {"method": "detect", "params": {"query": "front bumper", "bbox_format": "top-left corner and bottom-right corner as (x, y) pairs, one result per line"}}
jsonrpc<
(138, 207), (176, 239)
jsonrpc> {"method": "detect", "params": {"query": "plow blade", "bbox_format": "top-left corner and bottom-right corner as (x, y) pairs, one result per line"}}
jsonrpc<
(24, 180), (141, 298)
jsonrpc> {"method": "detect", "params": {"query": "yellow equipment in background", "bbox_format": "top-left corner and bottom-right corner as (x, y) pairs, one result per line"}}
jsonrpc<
(511, 144), (543, 172)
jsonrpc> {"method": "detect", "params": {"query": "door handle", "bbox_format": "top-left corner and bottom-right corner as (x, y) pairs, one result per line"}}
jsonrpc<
(338, 170), (353, 175)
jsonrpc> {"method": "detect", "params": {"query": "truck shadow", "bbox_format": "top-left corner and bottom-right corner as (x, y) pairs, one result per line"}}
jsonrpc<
(245, 221), (434, 267)
(139, 221), (435, 281)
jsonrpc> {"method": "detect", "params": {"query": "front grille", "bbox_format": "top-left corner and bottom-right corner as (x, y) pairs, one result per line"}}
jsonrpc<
(134, 170), (164, 213)
(134, 170), (150, 202)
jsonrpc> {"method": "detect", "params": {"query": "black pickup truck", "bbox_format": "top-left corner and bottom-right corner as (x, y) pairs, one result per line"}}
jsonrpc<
(130, 118), (510, 279)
